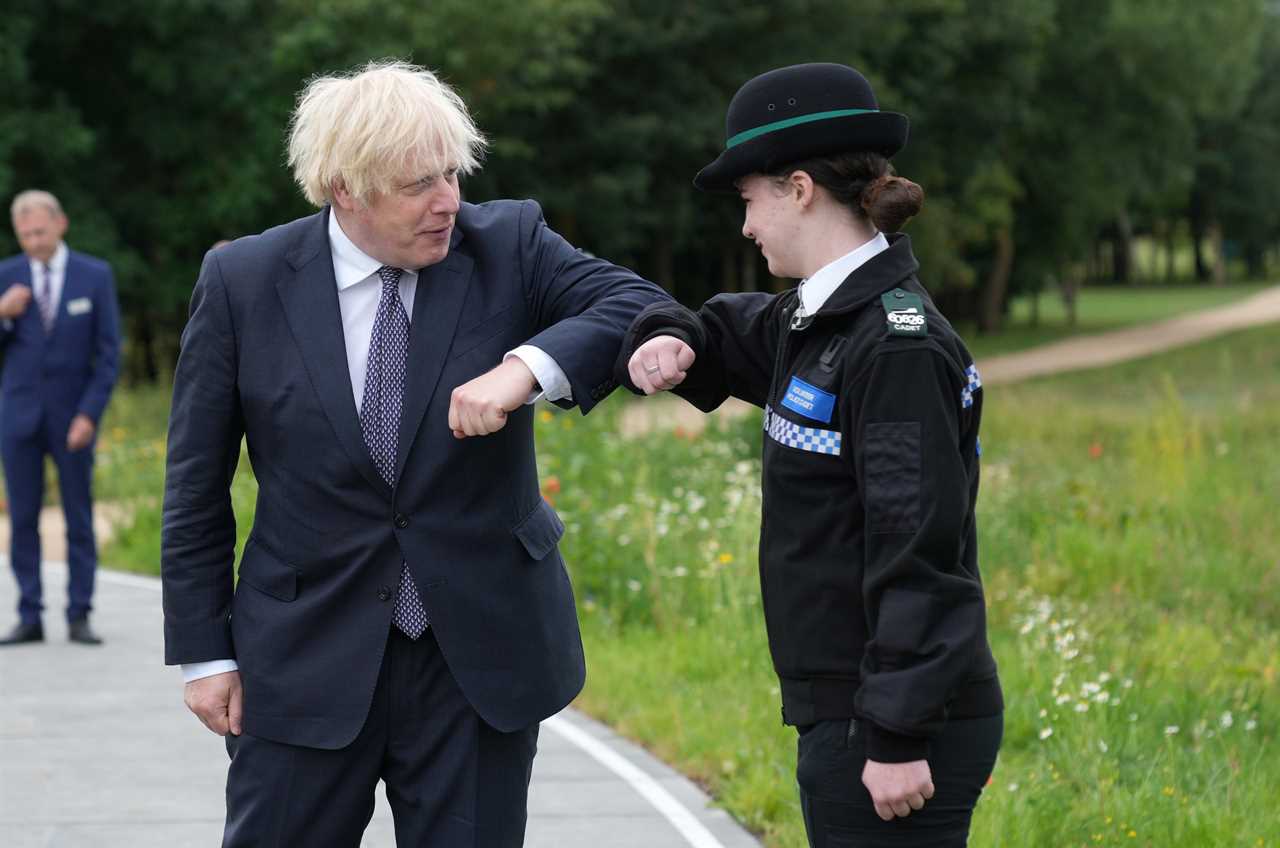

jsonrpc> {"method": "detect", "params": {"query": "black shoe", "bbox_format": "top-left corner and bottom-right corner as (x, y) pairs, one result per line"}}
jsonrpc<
(0, 620), (44, 645)
(68, 618), (104, 645)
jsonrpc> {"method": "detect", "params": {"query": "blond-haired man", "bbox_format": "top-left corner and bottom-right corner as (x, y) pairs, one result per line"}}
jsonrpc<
(0, 190), (120, 647)
(161, 61), (668, 846)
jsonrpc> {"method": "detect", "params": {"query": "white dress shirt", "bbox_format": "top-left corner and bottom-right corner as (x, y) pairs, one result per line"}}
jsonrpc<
(182, 213), (571, 683)
(797, 231), (889, 317)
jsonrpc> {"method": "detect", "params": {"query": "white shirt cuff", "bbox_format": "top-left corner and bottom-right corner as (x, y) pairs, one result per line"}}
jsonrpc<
(182, 659), (240, 683)
(505, 345), (572, 404)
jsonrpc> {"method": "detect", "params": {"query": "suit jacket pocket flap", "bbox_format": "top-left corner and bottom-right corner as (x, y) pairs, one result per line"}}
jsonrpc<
(237, 539), (299, 601)
(513, 499), (565, 561)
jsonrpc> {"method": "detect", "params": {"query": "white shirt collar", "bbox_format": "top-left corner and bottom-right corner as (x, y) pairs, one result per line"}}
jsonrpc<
(799, 231), (890, 316)
(30, 242), (68, 276)
(327, 210), (387, 291)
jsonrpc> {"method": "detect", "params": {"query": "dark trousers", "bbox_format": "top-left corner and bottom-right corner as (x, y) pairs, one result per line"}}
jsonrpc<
(1, 417), (96, 624)
(223, 626), (540, 847)
(796, 714), (1002, 848)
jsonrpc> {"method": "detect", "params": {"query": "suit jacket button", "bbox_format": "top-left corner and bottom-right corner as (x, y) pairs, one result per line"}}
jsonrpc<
(394, 513), (409, 529)
(378, 587), (391, 602)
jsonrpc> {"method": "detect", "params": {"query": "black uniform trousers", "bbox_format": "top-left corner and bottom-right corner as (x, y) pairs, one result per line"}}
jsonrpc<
(797, 714), (1002, 848)
(222, 626), (540, 847)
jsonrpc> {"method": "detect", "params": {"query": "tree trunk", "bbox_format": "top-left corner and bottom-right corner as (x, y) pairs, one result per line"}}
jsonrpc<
(1059, 264), (1080, 328)
(1208, 222), (1227, 286)
(976, 227), (1015, 334)
(1244, 242), (1265, 279)
(1165, 219), (1177, 282)
(1112, 209), (1134, 283)
(133, 311), (159, 384)
(1189, 189), (1210, 282)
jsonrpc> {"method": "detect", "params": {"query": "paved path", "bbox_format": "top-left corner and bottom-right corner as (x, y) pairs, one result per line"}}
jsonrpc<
(0, 561), (762, 848)
(620, 283), (1280, 436)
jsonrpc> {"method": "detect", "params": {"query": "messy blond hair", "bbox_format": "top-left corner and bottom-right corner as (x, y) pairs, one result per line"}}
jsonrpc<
(287, 60), (487, 207)
(10, 189), (64, 221)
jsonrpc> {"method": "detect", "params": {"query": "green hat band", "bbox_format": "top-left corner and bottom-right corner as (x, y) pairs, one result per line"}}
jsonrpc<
(725, 108), (879, 149)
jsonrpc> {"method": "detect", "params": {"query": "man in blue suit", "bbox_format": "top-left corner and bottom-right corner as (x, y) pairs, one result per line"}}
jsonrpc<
(0, 190), (120, 646)
(161, 61), (671, 846)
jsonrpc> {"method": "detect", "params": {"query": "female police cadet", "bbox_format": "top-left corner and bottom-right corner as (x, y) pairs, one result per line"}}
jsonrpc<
(617, 63), (1003, 847)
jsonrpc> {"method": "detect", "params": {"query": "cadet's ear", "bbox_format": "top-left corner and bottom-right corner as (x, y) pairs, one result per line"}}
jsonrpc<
(789, 170), (816, 209)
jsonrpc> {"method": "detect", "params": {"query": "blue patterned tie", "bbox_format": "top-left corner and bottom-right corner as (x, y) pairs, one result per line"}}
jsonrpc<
(35, 263), (55, 333)
(359, 266), (428, 639)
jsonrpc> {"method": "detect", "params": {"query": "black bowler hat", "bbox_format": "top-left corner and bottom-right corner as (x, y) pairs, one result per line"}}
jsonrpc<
(694, 63), (909, 192)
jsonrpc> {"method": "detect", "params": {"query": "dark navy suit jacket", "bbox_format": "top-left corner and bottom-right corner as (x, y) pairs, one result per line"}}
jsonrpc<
(161, 201), (669, 749)
(0, 249), (121, 439)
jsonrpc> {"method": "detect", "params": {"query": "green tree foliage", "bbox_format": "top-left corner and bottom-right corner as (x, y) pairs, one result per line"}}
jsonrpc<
(1, 0), (1276, 378)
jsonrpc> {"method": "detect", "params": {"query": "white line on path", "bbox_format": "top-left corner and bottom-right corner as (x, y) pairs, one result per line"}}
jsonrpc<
(542, 713), (728, 848)
(97, 566), (163, 591)
(92, 564), (729, 848)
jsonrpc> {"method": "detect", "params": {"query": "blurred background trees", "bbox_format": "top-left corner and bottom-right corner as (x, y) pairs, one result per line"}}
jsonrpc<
(2, 0), (1277, 380)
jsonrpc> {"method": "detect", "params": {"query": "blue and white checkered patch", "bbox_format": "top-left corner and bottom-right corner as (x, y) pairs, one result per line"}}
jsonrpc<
(764, 406), (842, 456)
(961, 363), (983, 409)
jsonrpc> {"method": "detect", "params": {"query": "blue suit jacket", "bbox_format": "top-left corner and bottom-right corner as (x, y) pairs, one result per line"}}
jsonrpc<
(0, 249), (121, 439)
(161, 201), (670, 748)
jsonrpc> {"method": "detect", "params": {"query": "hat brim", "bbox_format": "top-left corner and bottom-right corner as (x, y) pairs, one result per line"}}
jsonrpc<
(694, 111), (909, 192)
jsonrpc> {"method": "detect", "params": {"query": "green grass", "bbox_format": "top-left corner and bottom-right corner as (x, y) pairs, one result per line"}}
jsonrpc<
(556, 327), (1280, 848)
(26, 309), (1280, 848)
(965, 282), (1269, 359)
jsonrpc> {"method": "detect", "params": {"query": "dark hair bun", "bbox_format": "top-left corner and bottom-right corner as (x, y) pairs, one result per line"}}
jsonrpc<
(861, 175), (924, 232)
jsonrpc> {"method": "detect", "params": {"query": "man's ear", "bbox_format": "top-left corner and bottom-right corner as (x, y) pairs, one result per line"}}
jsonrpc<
(331, 180), (355, 212)
(790, 170), (816, 208)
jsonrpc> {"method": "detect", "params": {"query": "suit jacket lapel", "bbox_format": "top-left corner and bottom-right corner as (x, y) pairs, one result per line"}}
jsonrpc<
(276, 209), (392, 500)
(395, 230), (473, 483)
(52, 255), (81, 337)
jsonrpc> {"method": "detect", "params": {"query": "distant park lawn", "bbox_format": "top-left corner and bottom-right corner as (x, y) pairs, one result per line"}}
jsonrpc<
(965, 282), (1269, 359)
(20, 289), (1278, 848)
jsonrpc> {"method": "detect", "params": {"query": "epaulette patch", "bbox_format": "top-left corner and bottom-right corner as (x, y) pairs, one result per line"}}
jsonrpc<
(880, 288), (928, 337)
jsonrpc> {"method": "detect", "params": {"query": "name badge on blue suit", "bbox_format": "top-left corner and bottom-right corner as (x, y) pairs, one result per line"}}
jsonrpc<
(781, 376), (835, 424)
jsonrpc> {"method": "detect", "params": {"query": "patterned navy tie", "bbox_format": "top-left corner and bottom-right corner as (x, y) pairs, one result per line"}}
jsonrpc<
(35, 263), (55, 333)
(359, 265), (428, 639)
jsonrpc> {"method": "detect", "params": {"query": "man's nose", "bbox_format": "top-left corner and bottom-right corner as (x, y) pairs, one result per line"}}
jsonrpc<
(432, 181), (461, 215)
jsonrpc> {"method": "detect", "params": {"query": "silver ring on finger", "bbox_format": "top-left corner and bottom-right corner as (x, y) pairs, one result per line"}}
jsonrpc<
(645, 364), (661, 374)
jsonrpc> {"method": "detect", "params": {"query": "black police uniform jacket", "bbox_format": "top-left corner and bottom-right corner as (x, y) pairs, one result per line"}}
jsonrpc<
(618, 234), (1002, 762)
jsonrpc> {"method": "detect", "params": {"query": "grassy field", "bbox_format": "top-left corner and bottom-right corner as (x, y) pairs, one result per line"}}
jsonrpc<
(964, 282), (1268, 359)
(545, 325), (1280, 847)
(7, 292), (1277, 847)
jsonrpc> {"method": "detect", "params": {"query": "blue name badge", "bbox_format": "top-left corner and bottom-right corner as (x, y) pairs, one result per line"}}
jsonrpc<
(781, 376), (836, 424)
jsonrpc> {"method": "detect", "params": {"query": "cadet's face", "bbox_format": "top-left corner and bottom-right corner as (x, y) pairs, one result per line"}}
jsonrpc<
(13, 208), (67, 264)
(739, 174), (803, 278)
(341, 166), (461, 270)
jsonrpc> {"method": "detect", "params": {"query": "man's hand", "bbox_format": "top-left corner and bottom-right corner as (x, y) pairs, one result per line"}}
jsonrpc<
(862, 759), (934, 821)
(628, 336), (695, 395)
(184, 670), (243, 737)
(66, 414), (96, 452)
(448, 357), (538, 439)
(0, 285), (32, 320)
